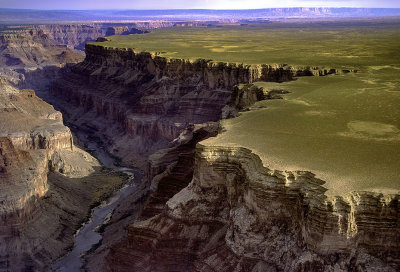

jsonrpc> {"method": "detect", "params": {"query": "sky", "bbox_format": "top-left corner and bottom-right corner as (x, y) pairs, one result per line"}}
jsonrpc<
(0, 0), (399, 10)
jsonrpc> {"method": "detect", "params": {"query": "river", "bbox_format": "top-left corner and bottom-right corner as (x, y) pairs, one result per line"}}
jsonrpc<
(52, 131), (141, 272)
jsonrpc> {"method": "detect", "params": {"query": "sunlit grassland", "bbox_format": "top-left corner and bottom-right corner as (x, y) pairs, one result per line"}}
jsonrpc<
(93, 21), (400, 69)
(206, 69), (400, 195)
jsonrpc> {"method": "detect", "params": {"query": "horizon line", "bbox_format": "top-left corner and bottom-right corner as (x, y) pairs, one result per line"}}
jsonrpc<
(1, 7), (400, 11)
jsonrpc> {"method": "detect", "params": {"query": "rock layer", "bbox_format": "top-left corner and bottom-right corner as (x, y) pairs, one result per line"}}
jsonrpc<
(0, 28), (83, 68)
(0, 27), (85, 91)
(47, 44), (387, 271)
(0, 78), (101, 271)
(0, 23), (149, 90)
(33, 24), (104, 50)
(0, 77), (98, 211)
(50, 44), (264, 167)
(107, 145), (400, 271)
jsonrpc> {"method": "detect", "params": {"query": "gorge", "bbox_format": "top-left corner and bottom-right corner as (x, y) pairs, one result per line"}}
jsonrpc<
(0, 18), (399, 272)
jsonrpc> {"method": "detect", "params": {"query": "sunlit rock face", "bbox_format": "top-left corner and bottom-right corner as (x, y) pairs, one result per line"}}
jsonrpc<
(0, 26), (85, 92)
(105, 145), (400, 272)
(32, 24), (104, 50)
(0, 78), (69, 214)
(0, 78), (97, 198)
(0, 79), (100, 271)
(0, 28), (83, 68)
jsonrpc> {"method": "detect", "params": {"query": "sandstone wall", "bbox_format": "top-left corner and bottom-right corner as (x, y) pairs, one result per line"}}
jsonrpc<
(0, 79), (100, 271)
(106, 145), (400, 271)
(84, 44), (352, 87)
(0, 29), (83, 68)
(33, 24), (104, 50)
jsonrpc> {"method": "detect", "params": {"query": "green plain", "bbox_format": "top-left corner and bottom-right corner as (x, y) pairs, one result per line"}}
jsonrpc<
(206, 71), (400, 196)
(93, 21), (400, 69)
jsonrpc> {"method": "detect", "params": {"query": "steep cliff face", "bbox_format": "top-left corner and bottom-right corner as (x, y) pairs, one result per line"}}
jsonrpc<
(51, 44), (266, 168)
(49, 45), (279, 268)
(0, 23), (155, 91)
(0, 27), (85, 91)
(82, 45), (348, 86)
(46, 44), (372, 270)
(51, 45), (351, 172)
(106, 145), (400, 272)
(33, 24), (104, 50)
(0, 29), (83, 68)
(51, 45), (314, 230)
(0, 20), (394, 271)
(0, 78), (100, 212)
(0, 137), (45, 214)
(0, 78), (102, 271)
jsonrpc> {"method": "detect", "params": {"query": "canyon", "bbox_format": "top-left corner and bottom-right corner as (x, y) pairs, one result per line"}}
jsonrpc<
(0, 23), (144, 270)
(50, 43), (399, 271)
(0, 19), (399, 271)
(0, 77), (103, 271)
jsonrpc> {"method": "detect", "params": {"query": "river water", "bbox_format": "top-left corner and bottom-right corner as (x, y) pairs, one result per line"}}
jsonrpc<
(52, 133), (140, 272)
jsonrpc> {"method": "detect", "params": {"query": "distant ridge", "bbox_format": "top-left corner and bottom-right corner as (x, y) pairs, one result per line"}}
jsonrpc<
(1, 8), (400, 23)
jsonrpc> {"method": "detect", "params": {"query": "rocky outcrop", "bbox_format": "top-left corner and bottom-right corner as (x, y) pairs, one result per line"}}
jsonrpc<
(140, 122), (220, 220)
(0, 78), (102, 271)
(83, 45), (351, 85)
(30, 23), (153, 51)
(105, 26), (130, 36)
(0, 23), (151, 91)
(0, 77), (98, 208)
(222, 84), (265, 118)
(0, 77), (101, 205)
(0, 19), (392, 271)
(49, 46), (253, 267)
(106, 145), (400, 271)
(49, 45), (276, 268)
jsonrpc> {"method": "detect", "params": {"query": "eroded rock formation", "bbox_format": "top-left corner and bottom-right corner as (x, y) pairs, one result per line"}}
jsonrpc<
(46, 44), (392, 272)
(0, 23), (152, 91)
(105, 146), (399, 271)
(0, 27), (85, 91)
(50, 44), (258, 167)
(0, 28), (83, 68)
(33, 24), (104, 50)
(50, 44), (353, 169)
(0, 17), (394, 271)
(0, 78), (103, 271)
